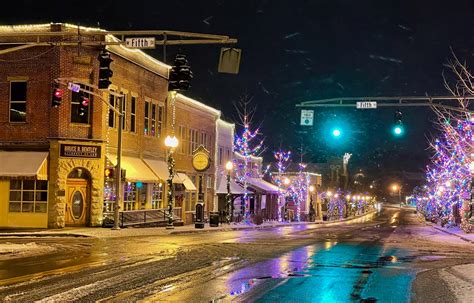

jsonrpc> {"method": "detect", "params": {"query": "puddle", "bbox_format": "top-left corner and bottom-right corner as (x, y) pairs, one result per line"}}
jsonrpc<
(213, 242), (417, 302)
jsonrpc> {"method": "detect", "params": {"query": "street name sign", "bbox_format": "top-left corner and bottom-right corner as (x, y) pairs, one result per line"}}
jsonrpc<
(67, 82), (81, 93)
(300, 109), (314, 126)
(356, 101), (377, 109)
(125, 37), (156, 49)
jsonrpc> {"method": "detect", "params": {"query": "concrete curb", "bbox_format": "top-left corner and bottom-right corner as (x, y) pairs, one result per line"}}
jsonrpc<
(0, 211), (377, 238)
(0, 233), (91, 238)
(425, 222), (474, 244)
(169, 210), (377, 235)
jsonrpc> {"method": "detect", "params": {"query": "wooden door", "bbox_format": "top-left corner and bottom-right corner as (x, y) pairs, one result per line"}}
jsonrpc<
(66, 179), (89, 226)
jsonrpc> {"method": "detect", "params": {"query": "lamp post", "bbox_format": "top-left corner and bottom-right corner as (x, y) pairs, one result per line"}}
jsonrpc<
(391, 184), (401, 207)
(165, 135), (179, 229)
(225, 161), (234, 224)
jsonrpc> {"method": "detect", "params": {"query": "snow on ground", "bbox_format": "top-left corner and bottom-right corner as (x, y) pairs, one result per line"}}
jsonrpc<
(0, 242), (56, 260)
(440, 264), (474, 302)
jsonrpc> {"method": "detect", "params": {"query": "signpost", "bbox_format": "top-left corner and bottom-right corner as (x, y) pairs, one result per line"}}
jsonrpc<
(356, 101), (377, 109)
(300, 109), (314, 126)
(125, 37), (156, 49)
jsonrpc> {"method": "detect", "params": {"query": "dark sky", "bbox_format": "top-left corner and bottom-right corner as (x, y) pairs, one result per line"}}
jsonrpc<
(3, 0), (474, 174)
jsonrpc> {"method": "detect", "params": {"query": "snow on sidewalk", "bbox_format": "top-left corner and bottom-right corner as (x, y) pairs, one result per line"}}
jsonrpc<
(0, 242), (56, 260)
(439, 264), (474, 302)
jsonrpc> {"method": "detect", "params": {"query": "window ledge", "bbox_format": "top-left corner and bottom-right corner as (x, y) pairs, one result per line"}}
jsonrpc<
(70, 123), (91, 128)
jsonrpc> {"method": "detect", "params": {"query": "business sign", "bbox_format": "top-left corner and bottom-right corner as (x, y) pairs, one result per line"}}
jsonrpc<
(356, 101), (377, 109)
(60, 144), (102, 158)
(125, 37), (156, 49)
(300, 109), (314, 126)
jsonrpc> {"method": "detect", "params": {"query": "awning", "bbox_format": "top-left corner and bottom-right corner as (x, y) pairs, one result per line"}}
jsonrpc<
(0, 151), (48, 180)
(143, 159), (169, 180)
(175, 173), (197, 191)
(247, 177), (280, 194)
(108, 155), (159, 183)
(216, 176), (249, 195)
(144, 159), (194, 186)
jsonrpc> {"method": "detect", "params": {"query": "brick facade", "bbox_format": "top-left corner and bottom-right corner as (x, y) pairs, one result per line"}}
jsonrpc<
(0, 23), (221, 228)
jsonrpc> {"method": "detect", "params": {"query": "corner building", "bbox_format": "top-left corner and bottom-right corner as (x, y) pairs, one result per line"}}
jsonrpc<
(0, 23), (219, 228)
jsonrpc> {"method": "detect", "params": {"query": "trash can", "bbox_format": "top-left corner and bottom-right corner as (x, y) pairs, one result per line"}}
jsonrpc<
(210, 212), (219, 227)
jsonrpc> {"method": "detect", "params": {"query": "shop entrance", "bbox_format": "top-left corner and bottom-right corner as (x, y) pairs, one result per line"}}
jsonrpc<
(66, 168), (90, 226)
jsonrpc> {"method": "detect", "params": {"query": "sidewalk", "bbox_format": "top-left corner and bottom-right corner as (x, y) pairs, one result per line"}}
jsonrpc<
(0, 211), (376, 239)
(425, 222), (474, 244)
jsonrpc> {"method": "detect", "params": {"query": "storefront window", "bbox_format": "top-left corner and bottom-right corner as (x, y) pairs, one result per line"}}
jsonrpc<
(123, 182), (137, 211)
(151, 183), (163, 209)
(9, 180), (48, 213)
(103, 180), (116, 212)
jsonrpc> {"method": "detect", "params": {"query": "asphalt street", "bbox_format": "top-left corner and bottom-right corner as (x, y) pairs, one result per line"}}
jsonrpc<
(0, 206), (472, 302)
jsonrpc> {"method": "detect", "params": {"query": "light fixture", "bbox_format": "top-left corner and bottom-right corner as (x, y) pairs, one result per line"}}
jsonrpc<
(164, 135), (179, 148)
(225, 161), (234, 171)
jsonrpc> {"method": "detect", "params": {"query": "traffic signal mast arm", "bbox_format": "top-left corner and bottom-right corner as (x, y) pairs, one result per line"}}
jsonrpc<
(0, 29), (238, 55)
(295, 96), (474, 114)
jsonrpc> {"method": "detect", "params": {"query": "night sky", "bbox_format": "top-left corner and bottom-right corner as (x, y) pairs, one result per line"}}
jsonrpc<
(3, 0), (474, 177)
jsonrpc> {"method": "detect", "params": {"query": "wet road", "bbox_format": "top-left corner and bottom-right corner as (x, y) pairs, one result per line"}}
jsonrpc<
(0, 207), (472, 302)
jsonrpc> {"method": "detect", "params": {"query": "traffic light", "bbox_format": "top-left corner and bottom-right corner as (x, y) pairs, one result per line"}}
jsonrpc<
(98, 50), (113, 89)
(51, 84), (64, 107)
(332, 128), (342, 137)
(105, 167), (114, 179)
(168, 53), (193, 91)
(392, 110), (404, 136)
(79, 95), (90, 117)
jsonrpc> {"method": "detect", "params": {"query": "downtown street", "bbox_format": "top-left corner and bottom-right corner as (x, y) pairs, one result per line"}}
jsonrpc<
(0, 206), (473, 302)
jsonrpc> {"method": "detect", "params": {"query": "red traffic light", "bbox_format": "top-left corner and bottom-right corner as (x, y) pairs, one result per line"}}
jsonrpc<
(81, 97), (90, 106)
(54, 89), (64, 98)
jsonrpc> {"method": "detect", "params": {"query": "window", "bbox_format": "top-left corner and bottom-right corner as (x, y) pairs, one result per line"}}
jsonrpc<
(144, 100), (150, 135)
(189, 129), (198, 154)
(9, 180), (48, 213)
(151, 103), (157, 136)
(177, 126), (186, 154)
(151, 183), (163, 209)
(218, 146), (223, 165)
(9, 81), (27, 122)
(157, 105), (164, 137)
(108, 92), (116, 128)
(103, 180), (115, 212)
(130, 96), (136, 133)
(121, 93), (127, 130)
(71, 84), (93, 124)
(123, 182), (137, 211)
(200, 132), (207, 149)
(206, 175), (212, 189)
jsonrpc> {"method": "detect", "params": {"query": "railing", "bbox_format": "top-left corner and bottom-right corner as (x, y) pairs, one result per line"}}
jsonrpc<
(103, 207), (183, 227)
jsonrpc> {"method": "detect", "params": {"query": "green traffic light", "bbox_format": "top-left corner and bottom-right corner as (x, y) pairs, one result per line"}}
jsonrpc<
(393, 125), (404, 136)
(332, 129), (341, 137)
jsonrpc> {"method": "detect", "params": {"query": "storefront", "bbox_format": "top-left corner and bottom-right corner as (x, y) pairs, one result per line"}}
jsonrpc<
(144, 159), (197, 224)
(0, 151), (49, 228)
(215, 175), (247, 220)
(246, 177), (280, 221)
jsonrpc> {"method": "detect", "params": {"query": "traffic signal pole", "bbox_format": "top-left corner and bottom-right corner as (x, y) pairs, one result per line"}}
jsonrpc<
(113, 96), (123, 230)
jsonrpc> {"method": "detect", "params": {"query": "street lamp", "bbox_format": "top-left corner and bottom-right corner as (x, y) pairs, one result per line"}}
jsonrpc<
(225, 161), (234, 224)
(391, 183), (401, 207)
(165, 135), (179, 229)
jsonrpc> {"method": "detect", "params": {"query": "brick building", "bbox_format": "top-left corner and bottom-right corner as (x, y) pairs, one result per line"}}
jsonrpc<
(0, 23), (221, 228)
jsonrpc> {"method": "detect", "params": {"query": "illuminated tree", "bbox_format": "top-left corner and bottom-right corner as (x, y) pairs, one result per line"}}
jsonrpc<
(233, 98), (264, 222)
